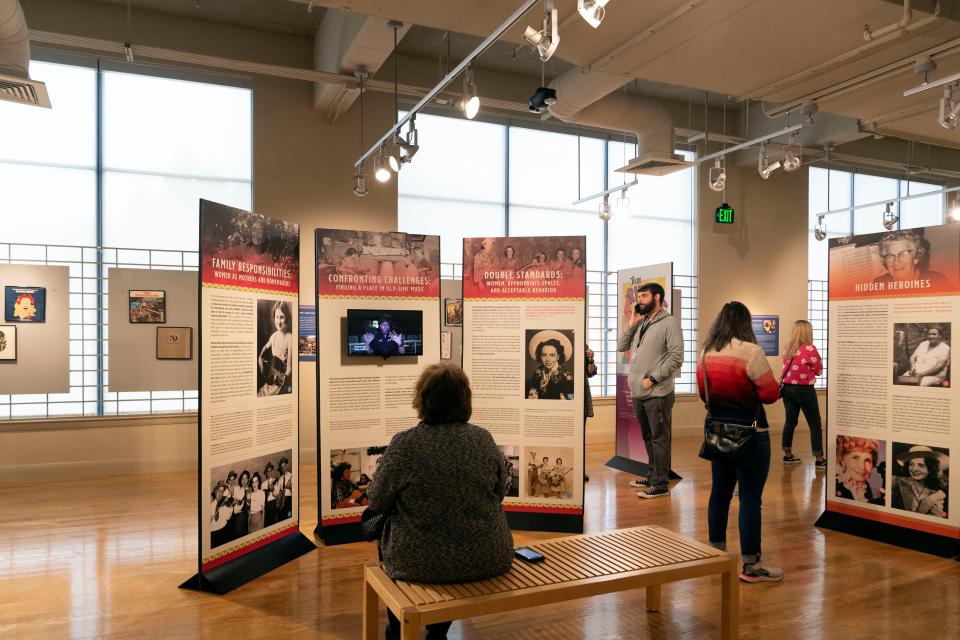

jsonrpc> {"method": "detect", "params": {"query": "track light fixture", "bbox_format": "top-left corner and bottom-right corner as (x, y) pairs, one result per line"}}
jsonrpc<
(387, 136), (403, 173)
(708, 158), (726, 192)
(599, 195), (612, 221)
(522, 0), (559, 62)
(882, 202), (899, 230)
(529, 86), (557, 113)
(577, 0), (610, 29)
(457, 68), (480, 119)
(938, 83), (960, 130)
(374, 148), (391, 183)
(758, 143), (781, 180)
(814, 215), (827, 241)
(782, 134), (802, 172)
(353, 169), (369, 197)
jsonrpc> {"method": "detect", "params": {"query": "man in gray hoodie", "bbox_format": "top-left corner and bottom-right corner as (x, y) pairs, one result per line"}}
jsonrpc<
(617, 282), (684, 498)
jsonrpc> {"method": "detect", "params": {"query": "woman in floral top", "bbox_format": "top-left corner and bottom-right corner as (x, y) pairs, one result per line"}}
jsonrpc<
(780, 320), (825, 465)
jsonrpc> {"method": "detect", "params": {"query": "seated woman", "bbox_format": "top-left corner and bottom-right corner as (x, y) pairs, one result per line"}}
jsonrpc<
(366, 363), (514, 640)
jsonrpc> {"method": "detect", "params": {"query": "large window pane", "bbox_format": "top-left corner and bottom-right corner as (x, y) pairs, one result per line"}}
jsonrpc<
(102, 71), (251, 179)
(399, 197), (504, 263)
(0, 61), (96, 166)
(808, 167), (853, 282)
(900, 180), (943, 229)
(853, 173), (897, 234)
(103, 172), (251, 250)
(0, 164), (97, 245)
(509, 206), (604, 270)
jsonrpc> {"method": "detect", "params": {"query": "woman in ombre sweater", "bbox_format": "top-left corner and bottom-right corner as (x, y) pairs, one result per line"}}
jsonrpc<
(697, 301), (783, 583)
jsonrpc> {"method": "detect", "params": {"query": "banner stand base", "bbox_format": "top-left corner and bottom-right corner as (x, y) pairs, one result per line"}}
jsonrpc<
(179, 531), (317, 594)
(318, 522), (365, 546)
(507, 511), (583, 534)
(815, 510), (959, 560)
(605, 455), (682, 481)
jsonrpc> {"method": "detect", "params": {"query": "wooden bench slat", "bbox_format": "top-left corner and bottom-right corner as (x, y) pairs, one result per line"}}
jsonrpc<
(553, 537), (633, 575)
(587, 532), (659, 571)
(538, 539), (605, 578)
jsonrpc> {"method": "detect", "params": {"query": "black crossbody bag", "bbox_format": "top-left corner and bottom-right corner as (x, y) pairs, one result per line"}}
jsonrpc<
(698, 353), (759, 466)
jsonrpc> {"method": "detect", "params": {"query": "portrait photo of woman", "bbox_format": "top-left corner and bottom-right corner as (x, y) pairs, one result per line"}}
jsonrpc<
(257, 299), (293, 396)
(524, 329), (576, 400)
(891, 443), (949, 518)
(873, 228), (951, 286)
(834, 436), (885, 505)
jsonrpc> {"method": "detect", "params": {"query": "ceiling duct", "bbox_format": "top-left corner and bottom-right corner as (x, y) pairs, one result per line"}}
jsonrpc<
(0, 0), (50, 108)
(549, 69), (689, 176)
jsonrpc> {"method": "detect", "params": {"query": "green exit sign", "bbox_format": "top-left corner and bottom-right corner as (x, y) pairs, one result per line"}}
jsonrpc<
(715, 204), (734, 224)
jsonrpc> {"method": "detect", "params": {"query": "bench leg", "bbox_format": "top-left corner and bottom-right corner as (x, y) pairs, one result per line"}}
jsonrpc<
(645, 584), (661, 612)
(721, 562), (739, 640)
(362, 580), (378, 640)
(400, 612), (421, 640)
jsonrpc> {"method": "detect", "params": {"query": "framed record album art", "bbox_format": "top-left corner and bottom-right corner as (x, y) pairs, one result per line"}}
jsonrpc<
(129, 290), (166, 323)
(157, 326), (192, 359)
(4, 286), (46, 323)
(0, 325), (16, 361)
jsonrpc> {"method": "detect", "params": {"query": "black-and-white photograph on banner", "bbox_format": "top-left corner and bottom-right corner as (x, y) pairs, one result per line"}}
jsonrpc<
(524, 329), (576, 400)
(892, 323), (951, 388)
(0, 325), (16, 362)
(330, 446), (386, 510)
(524, 447), (575, 500)
(890, 442), (950, 519)
(834, 435), (886, 506)
(498, 445), (520, 498)
(257, 299), (294, 396)
(316, 229), (439, 280)
(209, 449), (294, 550)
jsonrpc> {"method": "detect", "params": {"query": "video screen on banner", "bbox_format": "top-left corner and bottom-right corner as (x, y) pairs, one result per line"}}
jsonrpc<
(825, 221), (959, 543)
(346, 309), (424, 357)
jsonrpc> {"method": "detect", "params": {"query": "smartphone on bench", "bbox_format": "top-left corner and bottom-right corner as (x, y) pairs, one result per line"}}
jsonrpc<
(515, 547), (545, 562)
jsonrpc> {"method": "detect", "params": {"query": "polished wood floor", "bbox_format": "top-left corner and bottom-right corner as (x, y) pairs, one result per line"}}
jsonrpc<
(2, 433), (958, 639)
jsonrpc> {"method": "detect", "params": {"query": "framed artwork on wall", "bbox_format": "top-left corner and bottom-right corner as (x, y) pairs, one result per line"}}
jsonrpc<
(0, 324), (16, 361)
(4, 286), (46, 323)
(129, 290), (167, 323)
(157, 326), (192, 359)
(444, 298), (462, 326)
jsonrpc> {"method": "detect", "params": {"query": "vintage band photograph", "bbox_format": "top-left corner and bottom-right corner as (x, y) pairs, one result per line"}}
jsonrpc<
(317, 229), (439, 284)
(128, 290), (166, 323)
(209, 449), (294, 550)
(524, 447), (575, 500)
(463, 237), (586, 290)
(4, 285), (46, 323)
(890, 442), (949, 519)
(200, 204), (299, 276)
(0, 324), (16, 362)
(156, 326), (192, 359)
(892, 323), (951, 387)
(330, 446), (387, 510)
(524, 329), (576, 400)
(498, 445), (520, 498)
(834, 435), (886, 506)
(257, 299), (294, 396)
(444, 298), (463, 326)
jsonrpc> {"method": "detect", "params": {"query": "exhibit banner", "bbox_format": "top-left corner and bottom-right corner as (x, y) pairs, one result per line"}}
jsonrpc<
(182, 200), (314, 594)
(462, 236), (586, 533)
(752, 315), (779, 356)
(609, 263), (679, 478)
(315, 229), (441, 544)
(298, 305), (317, 361)
(817, 222), (960, 557)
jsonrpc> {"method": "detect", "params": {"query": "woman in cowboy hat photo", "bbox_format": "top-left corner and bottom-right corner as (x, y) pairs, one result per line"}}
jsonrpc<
(891, 444), (949, 518)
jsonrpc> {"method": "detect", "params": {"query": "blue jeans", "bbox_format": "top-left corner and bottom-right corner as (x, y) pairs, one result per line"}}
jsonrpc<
(707, 430), (770, 563)
(780, 384), (823, 456)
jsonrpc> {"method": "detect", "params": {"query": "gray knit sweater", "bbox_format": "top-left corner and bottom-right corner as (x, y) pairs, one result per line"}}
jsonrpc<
(366, 421), (515, 583)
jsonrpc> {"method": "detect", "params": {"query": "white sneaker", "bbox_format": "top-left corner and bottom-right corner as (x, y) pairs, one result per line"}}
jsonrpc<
(739, 561), (784, 583)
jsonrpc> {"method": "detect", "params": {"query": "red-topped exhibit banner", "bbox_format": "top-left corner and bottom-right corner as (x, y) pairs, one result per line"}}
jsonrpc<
(316, 230), (440, 299)
(463, 237), (587, 300)
(828, 224), (960, 301)
(200, 202), (299, 294)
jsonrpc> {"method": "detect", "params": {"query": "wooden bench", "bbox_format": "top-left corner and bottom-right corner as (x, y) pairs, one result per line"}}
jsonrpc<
(362, 525), (739, 639)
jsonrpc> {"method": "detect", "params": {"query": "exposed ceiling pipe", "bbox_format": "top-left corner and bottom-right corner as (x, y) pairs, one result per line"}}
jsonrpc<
(0, 0), (49, 107)
(742, 0), (940, 105)
(864, 0), (911, 41)
(548, 69), (690, 175)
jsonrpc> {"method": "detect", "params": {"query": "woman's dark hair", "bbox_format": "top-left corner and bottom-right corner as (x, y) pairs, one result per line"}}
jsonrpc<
(702, 301), (757, 353)
(331, 461), (351, 481)
(239, 469), (250, 485)
(535, 338), (566, 364)
(413, 362), (472, 424)
(504, 245), (515, 257)
(251, 472), (262, 489)
(903, 456), (943, 490)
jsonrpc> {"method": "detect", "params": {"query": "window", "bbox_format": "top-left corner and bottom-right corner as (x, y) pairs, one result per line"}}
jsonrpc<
(399, 114), (698, 396)
(0, 59), (251, 421)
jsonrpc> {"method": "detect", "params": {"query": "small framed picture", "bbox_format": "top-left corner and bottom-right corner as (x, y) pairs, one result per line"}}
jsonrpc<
(4, 286), (46, 323)
(0, 324), (16, 362)
(441, 331), (452, 360)
(157, 326), (192, 360)
(129, 290), (166, 323)
(444, 298), (462, 326)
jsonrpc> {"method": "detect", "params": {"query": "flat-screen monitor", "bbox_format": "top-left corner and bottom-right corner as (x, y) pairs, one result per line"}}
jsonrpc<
(346, 309), (423, 357)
